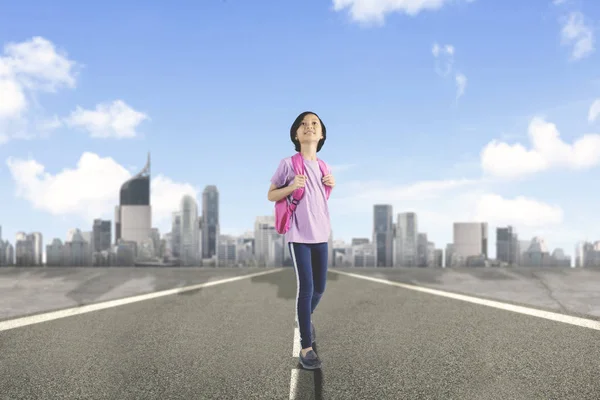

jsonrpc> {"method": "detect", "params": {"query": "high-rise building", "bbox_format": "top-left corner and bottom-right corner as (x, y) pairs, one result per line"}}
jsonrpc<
(115, 153), (152, 252)
(5, 242), (14, 265)
(353, 242), (376, 267)
(496, 226), (519, 265)
(574, 241), (600, 268)
(64, 228), (91, 266)
(202, 185), (219, 259)
(236, 231), (255, 266)
(150, 228), (161, 257)
(433, 249), (443, 267)
(180, 195), (199, 265)
(445, 243), (455, 267)
(217, 235), (238, 266)
(32, 232), (43, 265)
(417, 232), (432, 267)
(453, 222), (488, 266)
(373, 205), (394, 267)
(254, 216), (279, 266)
(518, 239), (530, 265)
(93, 219), (111, 253)
(396, 212), (418, 266)
(80, 231), (94, 262)
(0, 226), (3, 265)
(15, 232), (34, 266)
(46, 239), (63, 266)
(171, 212), (182, 258)
(351, 238), (369, 246)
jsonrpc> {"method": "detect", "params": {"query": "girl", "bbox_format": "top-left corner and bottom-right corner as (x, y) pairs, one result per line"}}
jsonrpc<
(267, 111), (335, 370)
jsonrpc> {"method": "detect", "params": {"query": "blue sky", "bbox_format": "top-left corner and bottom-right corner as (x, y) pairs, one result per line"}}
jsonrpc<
(0, 0), (599, 259)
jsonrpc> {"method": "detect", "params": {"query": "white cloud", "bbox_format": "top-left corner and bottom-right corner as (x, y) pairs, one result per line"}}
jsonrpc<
(553, 0), (568, 5)
(65, 100), (148, 139)
(432, 42), (467, 100)
(330, 176), (569, 254)
(480, 117), (600, 179)
(474, 194), (563, 228)
(332, 177), (480, 214)
(0, 37), (77, 124)
(560, 11), (594, 61)
(455, 72), (467, 99)
(151, 175), (198, 226)
(330, 178), (481, 248)
(0, 78), (27, 118)
(432, 43), (454, 57)
(6, 152), (199, 232)
(332, 0), (472, 24)
(432, 42), (454, 76)
(0, 37), (145, 144)
(2, 36), (77, 92)
(588, 99), (600, 123)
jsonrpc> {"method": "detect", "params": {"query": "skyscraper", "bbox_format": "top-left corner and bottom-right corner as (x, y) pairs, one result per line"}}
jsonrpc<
(417, 233), (428, 267)
(15, 232), (34, 266)
(453, 222), (488, 266)
(30, 232), (43, 265)
(93, 219), (111, 253)
(171, 212), (182, 258)
(373, 204), (394, 267)
(254, 215), (277, 266)
(496, 226), (518, 265)
(202, 185), (219, 259)
(180, 195), (199, 265)
(115, 153), (152, 250)
(396, 212), (418, 266)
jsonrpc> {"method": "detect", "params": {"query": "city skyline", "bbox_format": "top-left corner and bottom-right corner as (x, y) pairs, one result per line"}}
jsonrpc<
(0, 193), (585, 265)
(0, 153), (593, 268)
(0, 150), (593, 263)
(1, 1), (599, 259)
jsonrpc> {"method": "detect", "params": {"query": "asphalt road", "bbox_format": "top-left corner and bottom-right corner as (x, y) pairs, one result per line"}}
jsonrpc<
(1, 267), (600, 399)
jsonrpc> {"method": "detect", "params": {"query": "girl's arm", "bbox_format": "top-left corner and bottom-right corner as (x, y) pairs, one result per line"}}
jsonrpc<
(267, 183), (296, 202)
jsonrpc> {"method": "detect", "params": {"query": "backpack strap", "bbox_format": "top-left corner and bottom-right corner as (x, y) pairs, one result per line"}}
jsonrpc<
(317, 159), (332, 200)
(288, 153), (305, 211)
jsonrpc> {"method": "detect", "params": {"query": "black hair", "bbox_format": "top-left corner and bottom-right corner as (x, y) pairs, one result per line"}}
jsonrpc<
(290, 111), (327, 152)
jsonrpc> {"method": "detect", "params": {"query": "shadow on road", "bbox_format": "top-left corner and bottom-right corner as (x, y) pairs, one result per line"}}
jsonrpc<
(249, 267), (341, 301)
(292, 341), (325, 400)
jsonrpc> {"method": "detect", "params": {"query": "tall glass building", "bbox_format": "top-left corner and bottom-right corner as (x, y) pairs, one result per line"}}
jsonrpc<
(373, 204), (394, 267)
(115, 154), (152, 250)
(201, 185), (219, 259)
(180, 195), (199, 265)
(396, 212), (418, 267)
(452, 222), (488, 266)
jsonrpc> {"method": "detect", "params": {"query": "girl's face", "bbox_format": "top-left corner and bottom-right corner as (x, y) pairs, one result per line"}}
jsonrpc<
(295, 113), (323, 147)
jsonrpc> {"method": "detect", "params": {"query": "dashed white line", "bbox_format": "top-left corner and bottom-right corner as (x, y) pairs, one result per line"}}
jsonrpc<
(289, 369), (300, 400)
(292, 325), (301, 356)
(0, 268), (285, 333)
(289, 323), (309, 400)
(329, 269), (600, 331)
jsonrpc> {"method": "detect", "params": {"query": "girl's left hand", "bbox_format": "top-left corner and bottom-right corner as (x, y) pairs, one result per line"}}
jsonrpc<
(322, 174), (335, 188)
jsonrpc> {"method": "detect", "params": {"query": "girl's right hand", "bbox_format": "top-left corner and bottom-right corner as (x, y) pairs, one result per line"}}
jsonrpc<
(292, 175), (306, 189)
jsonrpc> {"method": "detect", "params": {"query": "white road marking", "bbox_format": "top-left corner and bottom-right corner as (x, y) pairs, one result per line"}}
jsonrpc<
(0, 268), (285, 333)
(292, 326), (301, 356)
(289, 243), (308, 400)
(289, 369), (300, 400)
(329, 269), (600, 331)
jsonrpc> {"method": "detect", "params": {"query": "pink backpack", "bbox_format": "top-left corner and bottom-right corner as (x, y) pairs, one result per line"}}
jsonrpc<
(275, 153), (332, 234)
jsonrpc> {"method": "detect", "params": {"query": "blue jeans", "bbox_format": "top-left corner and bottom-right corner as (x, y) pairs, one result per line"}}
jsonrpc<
(289, 242), (328, 349)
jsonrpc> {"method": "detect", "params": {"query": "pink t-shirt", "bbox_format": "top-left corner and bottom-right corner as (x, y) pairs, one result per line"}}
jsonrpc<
(271, 156), (331, 243)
